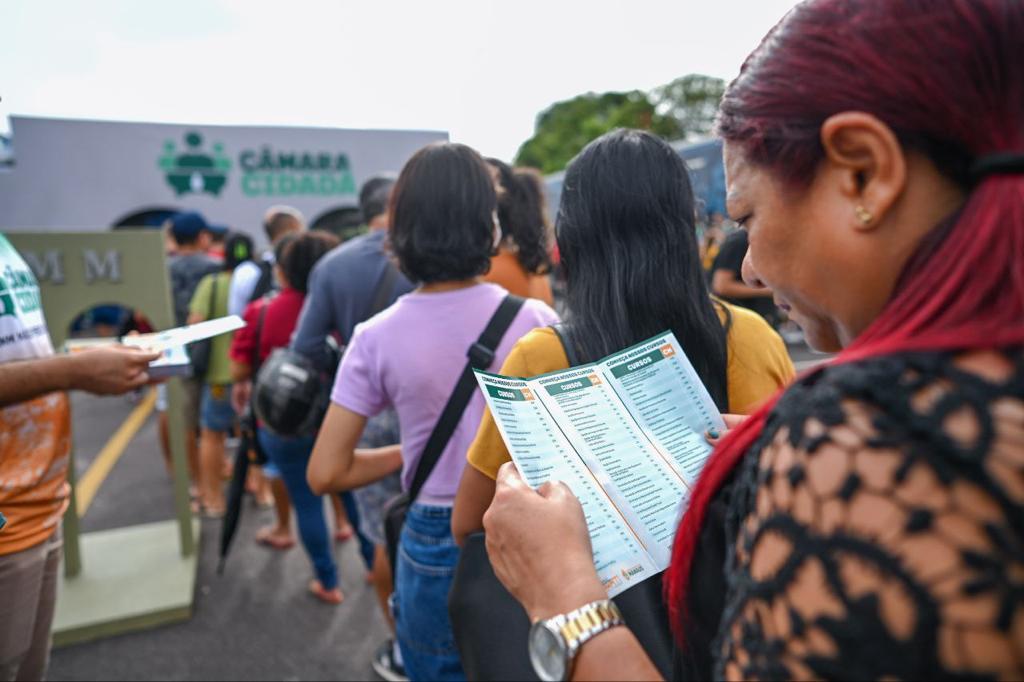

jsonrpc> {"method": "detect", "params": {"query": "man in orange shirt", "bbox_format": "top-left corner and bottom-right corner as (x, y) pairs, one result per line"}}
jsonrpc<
(0, 232), (159, 681)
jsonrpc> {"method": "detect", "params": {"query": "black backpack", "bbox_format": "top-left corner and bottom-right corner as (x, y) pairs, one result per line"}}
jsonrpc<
(248, 260), (276, 304)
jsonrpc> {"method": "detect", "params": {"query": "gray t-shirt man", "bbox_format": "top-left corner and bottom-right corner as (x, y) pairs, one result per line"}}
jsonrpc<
(292, 229), (413, 363)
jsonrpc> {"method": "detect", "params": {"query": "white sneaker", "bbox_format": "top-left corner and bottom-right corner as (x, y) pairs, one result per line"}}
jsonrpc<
(371, 640), (408, 682)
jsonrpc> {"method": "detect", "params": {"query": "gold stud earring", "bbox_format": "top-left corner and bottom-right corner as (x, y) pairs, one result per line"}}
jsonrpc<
(854, 205), (874, 225)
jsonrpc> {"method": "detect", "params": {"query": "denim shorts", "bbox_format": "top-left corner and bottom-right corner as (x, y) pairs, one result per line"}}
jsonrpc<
(393, 504), (465, 681)
(200, 384), (236, 433)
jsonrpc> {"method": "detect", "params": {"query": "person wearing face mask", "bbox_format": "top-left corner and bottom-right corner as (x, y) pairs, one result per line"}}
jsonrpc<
(307, 142), (559, 681)
(480, 0), (1024, 680)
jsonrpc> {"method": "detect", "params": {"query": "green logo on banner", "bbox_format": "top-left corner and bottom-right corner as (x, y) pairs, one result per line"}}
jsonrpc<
(159, 132), (231, 197)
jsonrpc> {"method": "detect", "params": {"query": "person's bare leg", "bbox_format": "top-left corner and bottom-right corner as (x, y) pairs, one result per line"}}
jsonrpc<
(256, 478), (295, 549)
(329, 494), (354, 542)
(372, 544), (395, 632)
(158, 411), (172, 476)
(255, 468), (275, 506)
(199, 429), (226, 514)
(246, 464), (264, 497)
(271, 478), (291, 532)
(186, 429), (200, 489)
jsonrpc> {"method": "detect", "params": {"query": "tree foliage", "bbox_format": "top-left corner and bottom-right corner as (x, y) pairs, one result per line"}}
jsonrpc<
(651, 74), (726, 139)
(514, 74), (725, 174)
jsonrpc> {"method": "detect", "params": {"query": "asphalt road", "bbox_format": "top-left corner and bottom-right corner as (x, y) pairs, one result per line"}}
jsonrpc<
(50, 392), (389, 682)
(49, 340), (830, 682)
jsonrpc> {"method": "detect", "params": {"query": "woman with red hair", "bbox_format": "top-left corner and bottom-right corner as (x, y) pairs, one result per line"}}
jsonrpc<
(481, 0), (1024, 679)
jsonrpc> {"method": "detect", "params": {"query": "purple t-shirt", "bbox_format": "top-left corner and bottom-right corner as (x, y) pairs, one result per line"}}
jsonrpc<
(332, 283), (559, 506)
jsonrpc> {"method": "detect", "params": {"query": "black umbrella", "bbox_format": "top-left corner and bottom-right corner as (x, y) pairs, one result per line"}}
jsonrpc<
(217, 430), (254, 575)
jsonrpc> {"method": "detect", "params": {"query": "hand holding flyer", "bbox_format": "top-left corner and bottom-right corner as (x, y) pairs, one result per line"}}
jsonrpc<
(475, 331), (724, 597)
(66, 315), (246, 379)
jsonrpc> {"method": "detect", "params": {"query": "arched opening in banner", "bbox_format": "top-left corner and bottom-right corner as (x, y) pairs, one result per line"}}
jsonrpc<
(111, 206), (181, 230)
(310, 205), (363, 242)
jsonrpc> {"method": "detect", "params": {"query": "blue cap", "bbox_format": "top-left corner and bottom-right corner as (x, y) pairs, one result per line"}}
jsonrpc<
(208, 223), (229, 236)
(170, 211), (210, 241)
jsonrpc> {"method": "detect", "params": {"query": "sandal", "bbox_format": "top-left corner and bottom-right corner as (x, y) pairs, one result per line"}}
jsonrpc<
(256, 527), (296, 550)
(309, 580), (344, 605)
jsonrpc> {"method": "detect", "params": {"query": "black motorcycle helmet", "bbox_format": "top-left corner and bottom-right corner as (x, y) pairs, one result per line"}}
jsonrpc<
(253, 348), (329, 437)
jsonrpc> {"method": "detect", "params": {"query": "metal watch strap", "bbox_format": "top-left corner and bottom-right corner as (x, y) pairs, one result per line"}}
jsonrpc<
(549, 599), (624, 661)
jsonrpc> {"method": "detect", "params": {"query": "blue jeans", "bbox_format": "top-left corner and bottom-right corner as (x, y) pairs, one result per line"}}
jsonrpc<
(256, 429), (373, 589)
(394, 504), (465, 681)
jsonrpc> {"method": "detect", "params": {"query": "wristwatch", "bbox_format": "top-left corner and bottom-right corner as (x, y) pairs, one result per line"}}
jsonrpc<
(528, 599), (624, 681)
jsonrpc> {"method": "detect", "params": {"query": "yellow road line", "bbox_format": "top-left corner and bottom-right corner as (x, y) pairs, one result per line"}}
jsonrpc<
(76, 389), (157, 516)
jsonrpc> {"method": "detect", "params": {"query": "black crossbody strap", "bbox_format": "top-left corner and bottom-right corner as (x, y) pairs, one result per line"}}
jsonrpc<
(407, 294), (526, 502)
(367, 263), (400, 320)
(551, 322), (580, 367)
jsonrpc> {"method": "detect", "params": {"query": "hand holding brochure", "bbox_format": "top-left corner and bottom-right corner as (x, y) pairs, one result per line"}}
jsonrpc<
(475, 331), (724, 598)
(65, 315), (246, 379)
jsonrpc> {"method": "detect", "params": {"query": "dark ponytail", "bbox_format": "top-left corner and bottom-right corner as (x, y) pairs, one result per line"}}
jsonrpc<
(487, 158), (553, 275)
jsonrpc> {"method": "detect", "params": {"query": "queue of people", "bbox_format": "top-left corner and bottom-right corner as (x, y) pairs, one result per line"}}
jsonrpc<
(1, 0), (1021, 680)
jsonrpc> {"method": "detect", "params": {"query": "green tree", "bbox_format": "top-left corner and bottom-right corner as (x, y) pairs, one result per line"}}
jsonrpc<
(651, 74), (726, 139)
(514, 91), (680, 174)
(513, 74), (726, 175)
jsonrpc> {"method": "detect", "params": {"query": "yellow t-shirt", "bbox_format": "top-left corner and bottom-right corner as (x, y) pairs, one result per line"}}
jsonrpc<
(467, 302), (795, 479)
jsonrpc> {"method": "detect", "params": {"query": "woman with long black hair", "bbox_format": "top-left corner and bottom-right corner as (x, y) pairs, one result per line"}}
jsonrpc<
(452, 128), (793, 541)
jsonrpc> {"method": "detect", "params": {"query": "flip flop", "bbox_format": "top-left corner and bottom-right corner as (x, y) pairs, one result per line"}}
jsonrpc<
(309, 580), (344, 605)
(255, 528), (296, 551)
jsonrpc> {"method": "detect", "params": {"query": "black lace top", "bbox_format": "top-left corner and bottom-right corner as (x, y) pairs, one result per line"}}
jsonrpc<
(678, 349), (1024, 680)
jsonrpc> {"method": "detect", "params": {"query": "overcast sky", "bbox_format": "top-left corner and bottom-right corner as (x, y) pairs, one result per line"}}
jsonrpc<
(0, 0), (798, 162)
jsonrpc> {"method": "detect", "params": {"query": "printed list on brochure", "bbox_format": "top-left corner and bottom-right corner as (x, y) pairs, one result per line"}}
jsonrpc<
(476, 332), (725, 598)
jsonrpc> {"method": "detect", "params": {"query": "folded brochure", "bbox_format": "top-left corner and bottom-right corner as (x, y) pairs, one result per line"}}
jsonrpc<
(475, 331), (725, 598)
(65, 315), (246, 379)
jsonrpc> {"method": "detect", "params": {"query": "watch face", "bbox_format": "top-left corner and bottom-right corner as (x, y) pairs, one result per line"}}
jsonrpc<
(529, 621), (568, 682)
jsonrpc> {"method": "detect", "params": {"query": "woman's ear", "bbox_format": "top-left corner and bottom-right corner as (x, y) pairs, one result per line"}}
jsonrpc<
(820, 112), (907, 231)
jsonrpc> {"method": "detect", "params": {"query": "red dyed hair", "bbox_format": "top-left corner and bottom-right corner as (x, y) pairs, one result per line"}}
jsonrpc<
(667, 0), (1024, 642)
